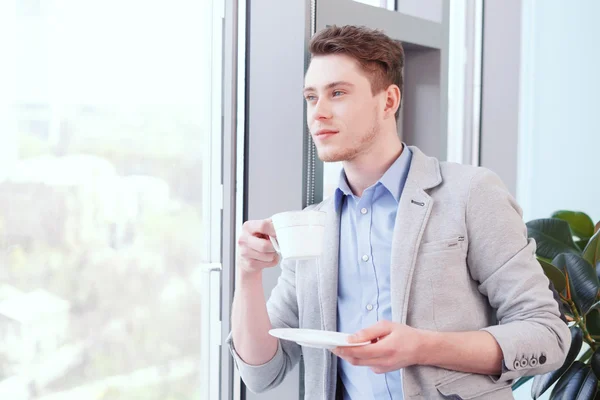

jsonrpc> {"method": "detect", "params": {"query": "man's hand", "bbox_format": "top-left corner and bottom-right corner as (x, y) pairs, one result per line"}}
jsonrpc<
(332, 320), (504, 376)
(237, 219), (280, 276)
(331, 320), (426, 374)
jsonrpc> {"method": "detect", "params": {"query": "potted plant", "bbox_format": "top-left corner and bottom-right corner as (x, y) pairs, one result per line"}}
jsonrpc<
(511, 210), (600, 399)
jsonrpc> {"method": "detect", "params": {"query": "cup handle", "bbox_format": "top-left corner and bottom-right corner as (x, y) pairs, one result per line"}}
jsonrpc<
(269, 235), (281, 254)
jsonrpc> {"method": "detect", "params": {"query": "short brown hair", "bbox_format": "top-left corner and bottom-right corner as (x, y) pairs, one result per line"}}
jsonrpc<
(309, 25), (405, 115)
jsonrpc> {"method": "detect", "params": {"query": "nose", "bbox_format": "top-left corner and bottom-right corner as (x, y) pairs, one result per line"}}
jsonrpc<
(312, 98), (332, 121)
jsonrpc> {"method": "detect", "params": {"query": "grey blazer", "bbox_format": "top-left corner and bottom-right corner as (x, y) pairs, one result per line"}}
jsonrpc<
(228, 146), (571, 399)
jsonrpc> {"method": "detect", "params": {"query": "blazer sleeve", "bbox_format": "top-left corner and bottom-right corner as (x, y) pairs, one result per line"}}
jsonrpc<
(226, 257), (302, 393)
(465, 167), (571, 383)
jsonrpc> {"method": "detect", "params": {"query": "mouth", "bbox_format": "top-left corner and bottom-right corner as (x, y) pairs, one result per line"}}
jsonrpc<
(314, 129), (339, 139)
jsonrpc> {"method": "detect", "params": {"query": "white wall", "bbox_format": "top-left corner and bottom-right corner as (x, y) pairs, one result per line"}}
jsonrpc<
(513, 2), (600, 399)
(517, 0), (600, 224)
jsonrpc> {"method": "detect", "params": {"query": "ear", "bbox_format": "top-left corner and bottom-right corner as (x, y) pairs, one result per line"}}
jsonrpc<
(383, 84), (401, 119)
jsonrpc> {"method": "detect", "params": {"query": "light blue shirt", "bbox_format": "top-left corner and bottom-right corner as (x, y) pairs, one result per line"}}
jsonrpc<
(335, 145), (412, 400)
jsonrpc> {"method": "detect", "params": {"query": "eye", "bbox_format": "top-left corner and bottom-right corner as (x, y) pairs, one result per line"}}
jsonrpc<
(305, 94), (317, 102)
(333, 90), (344, 97)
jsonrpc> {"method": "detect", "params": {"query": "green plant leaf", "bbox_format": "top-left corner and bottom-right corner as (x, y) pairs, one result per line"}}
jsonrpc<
(553, 254), (599, 314)
(576, 239), (590, 252)
(552, 210), (595, 240)
(531, 326), (583, 399)
(580, 347), (595, 364)
(586, 309), (600, 336)
(527, 219), (581, 260)
(538, 258), (567, 293)
(591, 349), (600, 380)
(550, 361), (597, 400)
(512, 375), (533, 391)
(583, 230), (600, 272)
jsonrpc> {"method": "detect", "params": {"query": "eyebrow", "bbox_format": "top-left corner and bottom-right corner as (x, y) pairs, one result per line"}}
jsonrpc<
(303, 81), (355, 94)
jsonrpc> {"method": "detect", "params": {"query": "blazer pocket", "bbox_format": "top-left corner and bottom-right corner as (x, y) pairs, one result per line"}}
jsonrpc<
(419, 236), (465, 254)
(435, 371), (513, 399)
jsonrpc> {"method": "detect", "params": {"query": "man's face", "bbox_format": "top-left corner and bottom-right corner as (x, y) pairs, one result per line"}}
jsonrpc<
(304, 54), (386, 162)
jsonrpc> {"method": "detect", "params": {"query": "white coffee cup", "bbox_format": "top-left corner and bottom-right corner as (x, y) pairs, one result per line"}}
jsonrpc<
(269, 210), (327, 261)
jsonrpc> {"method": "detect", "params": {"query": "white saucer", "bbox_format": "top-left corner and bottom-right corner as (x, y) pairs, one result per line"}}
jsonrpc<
(269, 328), (371, 349)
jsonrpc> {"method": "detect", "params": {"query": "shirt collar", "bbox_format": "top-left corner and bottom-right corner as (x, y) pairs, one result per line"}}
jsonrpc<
(379, 144), (412, 202)
(334, 172), (350, 213)
(334, 143), (412, 211)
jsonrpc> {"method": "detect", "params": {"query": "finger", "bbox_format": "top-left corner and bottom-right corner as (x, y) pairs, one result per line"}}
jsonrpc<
(245, 234), (277, 254)
(243, 219), (276, 238)
(370, 366), (390, 375)
(349, 320), (393, 343)
(335, 353), (390, 368)
(240, 246), (278, 263)
(334, 340), (391, 360)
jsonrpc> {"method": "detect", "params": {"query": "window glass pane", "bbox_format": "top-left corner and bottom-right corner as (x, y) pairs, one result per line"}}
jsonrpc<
(354, 0), (395, 11)
(396, 0), (443, 22)
(0, 1), (215, 398)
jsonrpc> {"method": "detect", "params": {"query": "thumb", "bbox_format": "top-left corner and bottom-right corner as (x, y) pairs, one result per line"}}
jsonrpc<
(349, 321), (393, 343)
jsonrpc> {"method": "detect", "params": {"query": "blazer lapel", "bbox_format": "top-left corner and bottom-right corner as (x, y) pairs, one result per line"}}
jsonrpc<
(390, 146), (443, 324)
(318, 198), (340, 332)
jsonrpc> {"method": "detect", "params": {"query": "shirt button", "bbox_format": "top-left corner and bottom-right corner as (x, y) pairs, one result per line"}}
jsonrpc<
(360, 208), (368, 214)
(366, 304), (374, 311)
(362, 255), (369, 262)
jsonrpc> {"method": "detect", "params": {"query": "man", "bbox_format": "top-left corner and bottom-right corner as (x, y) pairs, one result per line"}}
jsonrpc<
(228, 25), (570, 399)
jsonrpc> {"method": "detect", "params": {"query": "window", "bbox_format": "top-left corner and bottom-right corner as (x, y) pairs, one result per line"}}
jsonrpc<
(0, 0), (221, 398)
(353, 0), (395, 11)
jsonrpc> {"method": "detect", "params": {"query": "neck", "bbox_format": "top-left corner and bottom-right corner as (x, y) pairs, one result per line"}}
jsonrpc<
(343, 132), (404, 197)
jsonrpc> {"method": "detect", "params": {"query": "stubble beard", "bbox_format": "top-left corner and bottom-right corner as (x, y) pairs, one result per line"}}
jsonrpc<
(316, 121), (380, 163)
